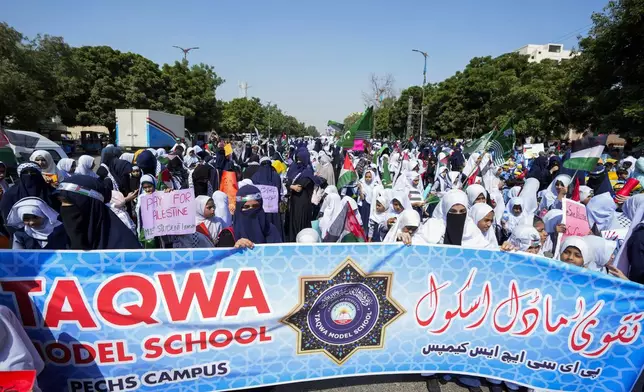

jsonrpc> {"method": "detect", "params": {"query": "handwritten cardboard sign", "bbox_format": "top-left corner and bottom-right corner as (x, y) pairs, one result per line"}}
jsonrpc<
(0, 370), (36, 392)
(562, 198), (591, 239)
(255, 185), (279, 213)
(139, 189), (196, 239)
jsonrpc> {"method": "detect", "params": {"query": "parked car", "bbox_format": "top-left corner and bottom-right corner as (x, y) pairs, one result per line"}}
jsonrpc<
(3, 129), (69, 166)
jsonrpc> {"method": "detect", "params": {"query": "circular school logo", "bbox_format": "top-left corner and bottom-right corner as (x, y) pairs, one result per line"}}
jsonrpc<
(282, 258), (405, 365)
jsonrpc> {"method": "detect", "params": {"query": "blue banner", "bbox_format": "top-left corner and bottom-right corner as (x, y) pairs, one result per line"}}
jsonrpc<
(1, 244), (643, 392)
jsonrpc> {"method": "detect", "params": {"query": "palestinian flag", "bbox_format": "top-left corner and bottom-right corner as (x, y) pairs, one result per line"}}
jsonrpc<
(340, 106), (374, 148)
(563, 134), (605, 171)
(280, 132), (288, 148)
(337, 154), (358, 189)
(323, 203), (366, 243)
(489, 125), (516, 166)
(381, 155), (392, 188)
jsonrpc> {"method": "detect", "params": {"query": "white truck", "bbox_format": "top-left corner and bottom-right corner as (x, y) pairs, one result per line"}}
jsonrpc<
(115, 109), (185, 149)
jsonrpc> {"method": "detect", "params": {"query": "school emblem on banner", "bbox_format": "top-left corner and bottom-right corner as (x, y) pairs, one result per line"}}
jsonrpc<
(282, 258), (405, 364)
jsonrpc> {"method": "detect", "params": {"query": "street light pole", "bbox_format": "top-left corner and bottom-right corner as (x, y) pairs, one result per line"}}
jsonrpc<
(172, 46), (199, 61)
(412, 49), (428, 141)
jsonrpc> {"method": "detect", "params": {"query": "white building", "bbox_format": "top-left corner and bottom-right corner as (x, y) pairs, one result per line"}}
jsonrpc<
(515, 43), (574, 63)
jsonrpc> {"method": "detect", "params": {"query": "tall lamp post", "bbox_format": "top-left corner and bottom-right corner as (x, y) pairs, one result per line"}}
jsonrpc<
(173, 46), (199, 61)
(412, 49), (428, 141)
(267, 101), (272, 142)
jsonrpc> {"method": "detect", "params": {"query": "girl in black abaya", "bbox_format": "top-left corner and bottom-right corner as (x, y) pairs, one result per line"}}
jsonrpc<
(285, 148), (317, 242)
(0, 163), (60, 221)
(251, 157), (284, 240)
(56, 175), (141, 250)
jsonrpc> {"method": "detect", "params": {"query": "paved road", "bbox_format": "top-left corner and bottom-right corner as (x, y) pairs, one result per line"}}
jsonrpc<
(245, 371), (644, 392)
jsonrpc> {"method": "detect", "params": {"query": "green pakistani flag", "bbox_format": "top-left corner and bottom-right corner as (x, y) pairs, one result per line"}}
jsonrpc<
(463, 129), (495, 155)
(372, 143), (389, 164)
(381, 155), (392, 189)
(340, 106), (374, 148)
(488, 122), (516, 166)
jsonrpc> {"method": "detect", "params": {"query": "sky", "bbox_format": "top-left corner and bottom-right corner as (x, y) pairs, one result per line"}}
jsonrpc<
(3, 0), (608, 133)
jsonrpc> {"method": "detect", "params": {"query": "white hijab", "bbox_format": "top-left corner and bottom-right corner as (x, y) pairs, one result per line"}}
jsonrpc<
(359, 168), (380, 205)
(383, 209), (422, 243)
(369, 185), (389, 226)
(29, 150), (58, 176)
(212, 191), (232, 228)
(76, 155), (98, 178)
(470, 203), (498, 248)
(508, 225), (541, 252)
(521, 177), (541, 216)
(539, 174), (572, 211)
(615, 194), (644, 275)
(6, 197), (62, 246)
(465, 184), (487, 207)
(560, 236), (595, 269)
(342, 196), (362, 225)
(505, 196), (532, 233)
(319, 193), (343, 238)
(296, 228), (321, 243)
(195, 195), (223, 244)
(418, 190), (491, 248)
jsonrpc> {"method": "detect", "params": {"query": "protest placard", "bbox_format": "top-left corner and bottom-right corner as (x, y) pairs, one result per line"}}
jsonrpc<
(562, 198), (591, 239)
(523, 143), (545, 159)
(255, 184), (279, 213)
(139, 189), (196, 239)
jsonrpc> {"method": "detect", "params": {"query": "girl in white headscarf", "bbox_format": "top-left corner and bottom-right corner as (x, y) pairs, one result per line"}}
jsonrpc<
(319, 193), (342, 238)
(539, 174), (572, 212)
(585, 236), (619, 274)
(431, 166), (452, 195)
(212, 191), (232, 228)
(417, 190), (491, 248)
(6, 197), (67, 249)
(470, 203), (499, 248)
(56, 158), (76, 181)
(508, 225), (542, 254)
(465, 184), (488, 207)
(541, 209), (564, 256)
(195, 195), (224, 245)
(316, 151), (336, 186)
(505, 197), (531, 233)
(296, 228), (321, 243)
(383, 209), (423, 244)
(358, 168), (379, 228)
(75, 155), (98, 178)
(342, 196), (362, 225)
(29, 150), (60, 185)
(368, 186), (389, 242)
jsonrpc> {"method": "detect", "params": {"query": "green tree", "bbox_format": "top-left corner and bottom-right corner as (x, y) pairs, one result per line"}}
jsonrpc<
(161, 60), (224, 133)
(220, 97), (264, 135)
(343, 112), (362, 132)
(568, 0), (644, 137)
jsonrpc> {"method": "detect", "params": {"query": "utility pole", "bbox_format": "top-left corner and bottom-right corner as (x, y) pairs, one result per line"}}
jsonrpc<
(406, 96), (414, 139)
(412, 49), (428, 141)
(172, 46), (199, 61)
(238, 82), (251, 98)
(267, 101), (272, 142)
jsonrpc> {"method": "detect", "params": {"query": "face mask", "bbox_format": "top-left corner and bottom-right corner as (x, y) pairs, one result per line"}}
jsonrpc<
(60, 204), (89, 250)
(444, 212), (467, 246)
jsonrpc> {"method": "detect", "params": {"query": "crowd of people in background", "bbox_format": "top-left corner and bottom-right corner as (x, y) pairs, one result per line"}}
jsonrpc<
(0, 133), (643, 392)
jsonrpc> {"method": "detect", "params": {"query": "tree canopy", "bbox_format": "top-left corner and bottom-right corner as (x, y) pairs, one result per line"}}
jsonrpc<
(343, 0), (644, 141)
